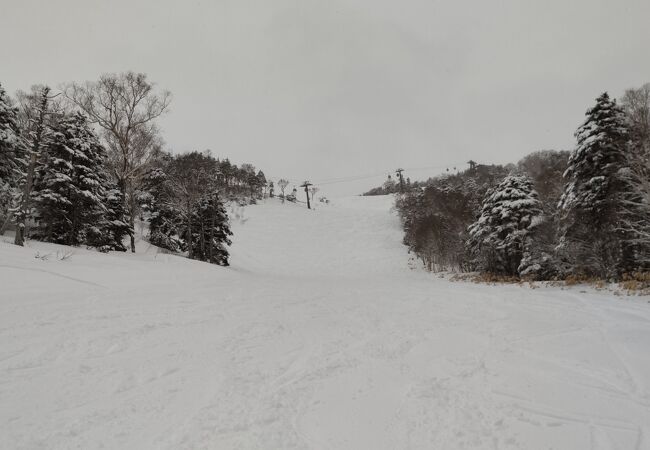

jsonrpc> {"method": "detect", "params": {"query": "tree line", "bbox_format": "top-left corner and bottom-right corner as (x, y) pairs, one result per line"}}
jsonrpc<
(0, 72), (267, 266)
(392, 87), (650, 281)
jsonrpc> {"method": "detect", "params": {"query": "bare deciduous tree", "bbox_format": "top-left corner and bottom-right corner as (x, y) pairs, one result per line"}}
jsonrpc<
(278, 179), (289, 202)
(621, 83), (650, 172)
(63, 72), (171, 252)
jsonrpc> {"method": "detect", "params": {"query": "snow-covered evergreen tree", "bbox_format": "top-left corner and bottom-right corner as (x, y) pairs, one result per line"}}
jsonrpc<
(188, 192), (232, 266)
(468, 175), (543, 276)
(0, 83), (21, 181)
(0, 83), (23, 233)
(104, 186), (133, 251)
(518, 214), (558, 279)
(256, 170), (267, 198)
(88, 184), (133, 252)
(33, 112), (108, 246)
(12, 86), (54, 245)
(140, 166), (183, 252)
(557, 92), (647, 277)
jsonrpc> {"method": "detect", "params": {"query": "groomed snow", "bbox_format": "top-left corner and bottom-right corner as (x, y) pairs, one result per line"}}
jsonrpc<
(1, 195), (649, 449)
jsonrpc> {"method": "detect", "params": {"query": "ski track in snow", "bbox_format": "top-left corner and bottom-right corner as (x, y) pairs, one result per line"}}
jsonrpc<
(1, 195), (650, 449)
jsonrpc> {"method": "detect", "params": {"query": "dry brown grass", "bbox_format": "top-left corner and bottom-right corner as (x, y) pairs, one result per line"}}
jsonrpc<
(563, 274), (601, 286)
(619, 272), (650, 295)
(449, 271), (650, 296)
(450, 272), (523, 285)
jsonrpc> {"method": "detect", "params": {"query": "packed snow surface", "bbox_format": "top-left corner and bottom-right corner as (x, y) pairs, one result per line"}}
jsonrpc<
(1, 196), (650, 449)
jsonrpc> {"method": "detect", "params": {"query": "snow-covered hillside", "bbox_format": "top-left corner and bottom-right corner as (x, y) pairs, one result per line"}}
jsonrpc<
(1, 196), (649, 449)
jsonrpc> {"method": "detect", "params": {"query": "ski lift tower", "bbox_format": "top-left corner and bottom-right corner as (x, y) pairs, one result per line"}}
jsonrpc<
(300, 181), (313, 209)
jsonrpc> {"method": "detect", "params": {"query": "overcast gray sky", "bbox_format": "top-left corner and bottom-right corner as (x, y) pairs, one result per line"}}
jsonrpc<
(1, 0), (649, 196)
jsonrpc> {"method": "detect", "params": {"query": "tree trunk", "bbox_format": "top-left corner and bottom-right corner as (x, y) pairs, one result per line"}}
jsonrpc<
(129, 214), (136, 253)
(187, 220), (193, 259)
(208, 197), (216, 262)
(14, 153), (38, 247)
(15, 91), (47, 246)
(14, 225), (24, 247)
(116, 177), (136, 253)
(200, 218), (206, 260)
(187, 201), (193, 260)
(128, 182), (136, 253)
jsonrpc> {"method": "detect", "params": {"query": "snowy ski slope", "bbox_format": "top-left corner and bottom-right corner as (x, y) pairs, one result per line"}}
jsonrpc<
(1, 195), (649, 449)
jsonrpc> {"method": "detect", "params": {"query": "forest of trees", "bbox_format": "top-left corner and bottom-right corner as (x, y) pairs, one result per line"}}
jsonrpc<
(0, 72), (267, 266)
(3, 73), (650, 278)
(138, 151), (266, 264)
(390, 87), (650, 281)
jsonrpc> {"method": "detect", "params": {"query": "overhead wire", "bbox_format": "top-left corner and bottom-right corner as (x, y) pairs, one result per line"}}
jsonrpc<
(265, 162), (466, 187)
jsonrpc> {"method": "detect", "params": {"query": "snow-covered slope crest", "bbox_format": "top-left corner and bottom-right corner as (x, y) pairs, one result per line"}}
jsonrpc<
(228, 195), (411, 278)
(1, 195), (650, 449)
